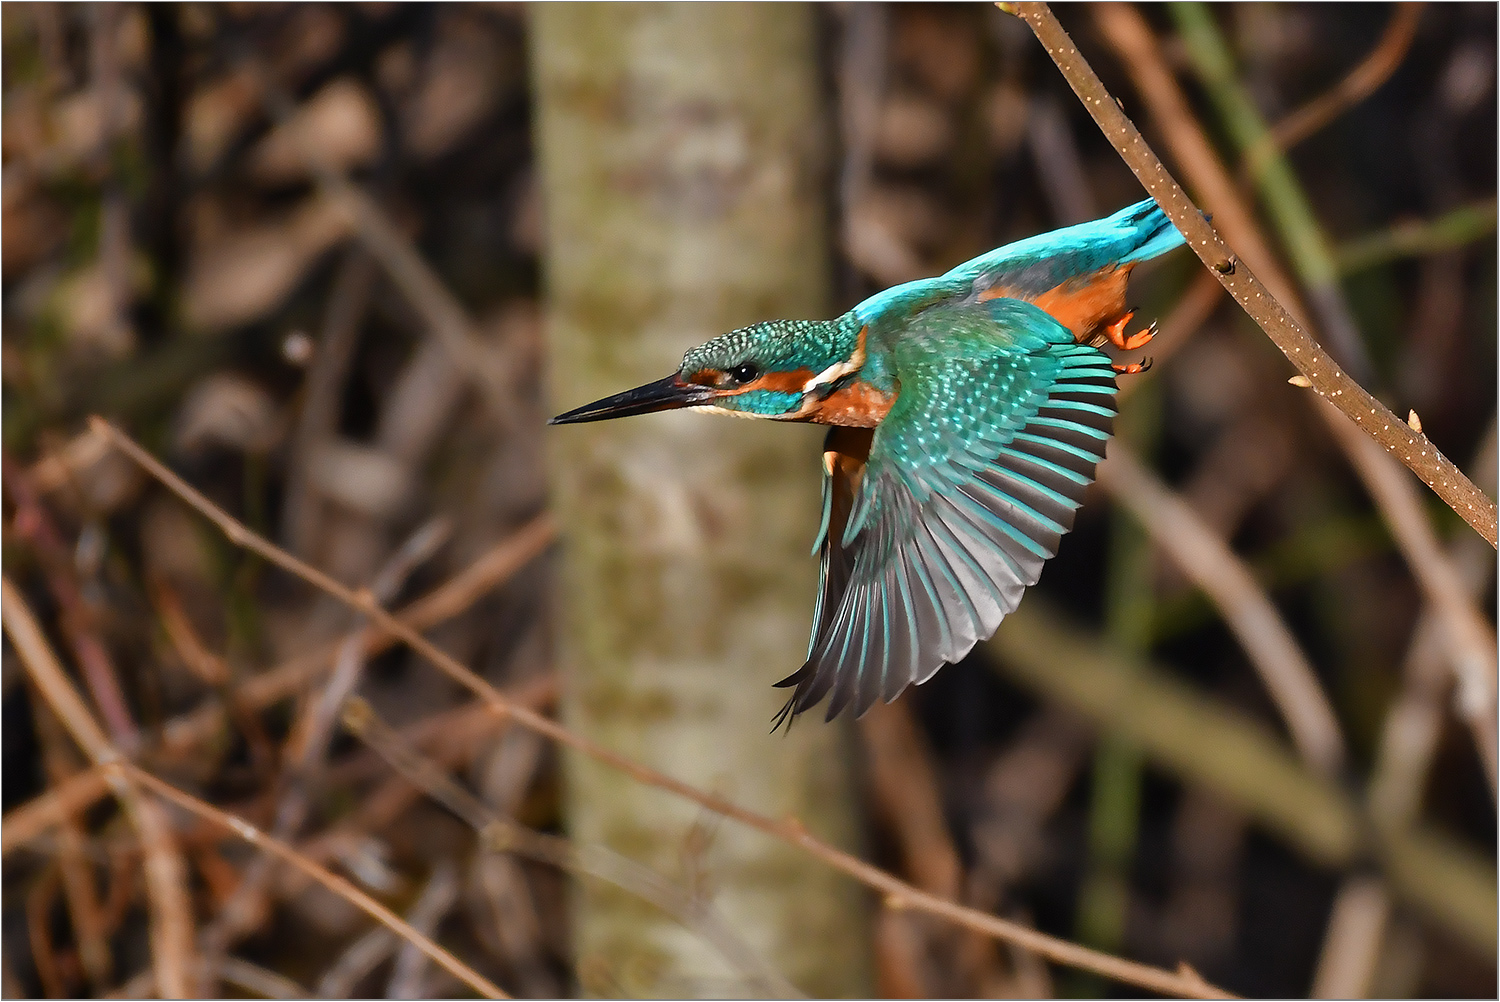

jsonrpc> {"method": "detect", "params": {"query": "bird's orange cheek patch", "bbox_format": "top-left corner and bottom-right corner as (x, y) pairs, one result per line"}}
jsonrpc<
(807, 381), (896, 427)
(748, 369), (818, 395)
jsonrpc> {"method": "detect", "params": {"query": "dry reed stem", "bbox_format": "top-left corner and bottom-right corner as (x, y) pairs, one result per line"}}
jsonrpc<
(115, 764), (507, 999)
(90, 417), (1235, 998)
(1098, 444), (1346, 777)
(2, 577), (196, 998)
(1011, 2), (1497, 547)
(1310, 875), (1391, 998)
(1257, 4), (1424, 171)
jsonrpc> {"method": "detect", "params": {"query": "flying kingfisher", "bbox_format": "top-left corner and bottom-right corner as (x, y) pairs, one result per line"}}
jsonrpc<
(551, 199), (1185, 726)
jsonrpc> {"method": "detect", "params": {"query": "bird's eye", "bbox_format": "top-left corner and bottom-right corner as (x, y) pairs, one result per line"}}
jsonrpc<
(727, 363), (760, 385)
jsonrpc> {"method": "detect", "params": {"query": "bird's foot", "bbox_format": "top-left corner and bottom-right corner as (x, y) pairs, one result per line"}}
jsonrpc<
(1112, 357), (1153, 375)
(1105, 312), (1157, 351)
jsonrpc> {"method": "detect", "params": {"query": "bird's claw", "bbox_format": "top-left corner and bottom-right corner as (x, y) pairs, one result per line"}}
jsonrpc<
(1104, 312), (1157, 352)
(1112, 357), (1153, 375)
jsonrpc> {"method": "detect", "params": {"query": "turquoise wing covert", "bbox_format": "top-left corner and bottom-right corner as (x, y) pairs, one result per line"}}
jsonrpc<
(774, 298), (1119, 724)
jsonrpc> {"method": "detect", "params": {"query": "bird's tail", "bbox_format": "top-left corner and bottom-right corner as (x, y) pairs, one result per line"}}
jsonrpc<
(945, 198), (1185, 299)
(948, 199), (1186, 343)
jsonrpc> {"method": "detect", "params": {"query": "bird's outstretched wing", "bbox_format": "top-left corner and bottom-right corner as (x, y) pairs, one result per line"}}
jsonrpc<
(774, 298), (1117, 725)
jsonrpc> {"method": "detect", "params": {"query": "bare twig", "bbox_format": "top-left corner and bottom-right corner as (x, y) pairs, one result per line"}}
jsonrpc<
(1084, 0), (1499, 783)
(344, 697), (804, 999)
(5, 462), (142, 751)
(197, 518), (453, 971)
(91, 417), (1235, 999)
(118, 764), (507, 1000)
(1098, 444), (1346, 777)
(159, 513), (555, 758)
(1324, 411), (1498, 791)
(386, 860), (461, 999)
(2, 577), (196, 998)
(3, 767), (112, 857)
(1011, 2), (1497, 546)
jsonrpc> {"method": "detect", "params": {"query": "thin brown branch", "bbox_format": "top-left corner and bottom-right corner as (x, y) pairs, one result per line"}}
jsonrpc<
(1259, 4), (1424, 168)
(1012, 2), (1497, 547)
(112, 956), (311, 1000)
(1083, 0), (1499, 784)
(117, 764), (507, 1000)
(2, 577), (196, 999)
(197, 516), (452, 970)
(5, 462), (142, 751)
(1323, 408), (1499, 791)
(90, 417), (1235, 999)
(30, 699), (113, 990)
(385, 860), (461, 999)
(2, 522), (551, 860)
(3, 767), (112, 858)
(344, 696), (803, 999)
(1098, 444), (1346, 777)
(159, 512), (555, 758)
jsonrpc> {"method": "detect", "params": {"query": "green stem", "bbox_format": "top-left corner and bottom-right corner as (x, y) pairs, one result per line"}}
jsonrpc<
(1337, 199), (1499, 274)
(1073, 388), (1162, 990)
(1169, 3), (1337, 287)
(1169, 3), (1375, 383)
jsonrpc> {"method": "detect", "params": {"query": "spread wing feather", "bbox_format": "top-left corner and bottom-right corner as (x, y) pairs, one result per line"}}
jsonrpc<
(775, 298), (1117, 725)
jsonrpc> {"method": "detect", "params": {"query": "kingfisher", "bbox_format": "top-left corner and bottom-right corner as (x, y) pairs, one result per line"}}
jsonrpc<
(551, 199), (1185, 726)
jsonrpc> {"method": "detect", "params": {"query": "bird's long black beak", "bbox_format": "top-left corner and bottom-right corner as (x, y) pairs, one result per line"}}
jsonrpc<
(549, 373), (715, 425)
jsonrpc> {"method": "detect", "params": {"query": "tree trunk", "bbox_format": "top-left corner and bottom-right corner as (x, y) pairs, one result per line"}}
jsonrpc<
(532, 4), (872, 997)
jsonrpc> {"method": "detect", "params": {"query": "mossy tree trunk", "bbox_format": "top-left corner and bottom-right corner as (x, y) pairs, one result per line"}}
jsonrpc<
(531, 4), (872, 997)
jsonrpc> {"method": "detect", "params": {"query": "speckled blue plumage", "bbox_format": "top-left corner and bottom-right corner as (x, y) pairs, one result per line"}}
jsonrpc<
(626, 199), (1189, 724)
(774, 199), (1184, 724)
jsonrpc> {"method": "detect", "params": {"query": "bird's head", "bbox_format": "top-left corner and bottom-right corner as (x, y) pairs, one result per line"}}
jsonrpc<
(550, 317), (861, 425)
